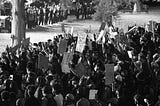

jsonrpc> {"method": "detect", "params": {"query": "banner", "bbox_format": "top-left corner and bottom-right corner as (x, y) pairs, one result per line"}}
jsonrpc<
(71, 58), (91, 78)
(61, 52), (73, 73)
(105, 64), (114, 85)
(38, 54), (49, 69)
(76, 33), (87, 53)
(57, 38), (68, 54)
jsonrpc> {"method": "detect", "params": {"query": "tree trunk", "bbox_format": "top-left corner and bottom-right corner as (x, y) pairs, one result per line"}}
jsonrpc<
(11, 0), (25, 47)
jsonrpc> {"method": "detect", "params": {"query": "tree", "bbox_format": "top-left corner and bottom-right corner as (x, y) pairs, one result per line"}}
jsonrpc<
(0, 0), (12, 15)
(94, 0), (118, 24)
(59, 0), (72, 8)
(11, 0), (25, 46)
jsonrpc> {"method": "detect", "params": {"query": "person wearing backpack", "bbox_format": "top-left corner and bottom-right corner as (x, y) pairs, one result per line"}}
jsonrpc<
(42, 86), (57, 106)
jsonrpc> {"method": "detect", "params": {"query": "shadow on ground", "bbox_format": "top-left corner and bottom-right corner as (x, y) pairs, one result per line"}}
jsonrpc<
(26, 26), (55, 32)
(26, 22), (84, 33)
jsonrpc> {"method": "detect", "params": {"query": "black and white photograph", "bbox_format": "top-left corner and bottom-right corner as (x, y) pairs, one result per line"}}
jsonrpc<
(0, 0), (160, 106)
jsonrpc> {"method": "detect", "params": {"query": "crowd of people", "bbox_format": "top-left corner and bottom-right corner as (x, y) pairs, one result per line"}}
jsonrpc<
(0, 21), (160, 106)
(25, 4), (68, 29)
(24, 2), (95, 30)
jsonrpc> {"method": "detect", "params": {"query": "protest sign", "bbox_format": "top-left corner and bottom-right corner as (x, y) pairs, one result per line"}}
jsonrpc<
(109, 32), (117, 39)
(61, 52), (73, 73)
(102, 36), (105, 44)
(61, 23), (66, 33)
(88, 40), (92, 51)
(127, 26), (137, 33)
(105, 64), (114, 85)
(71, 58), (91, 78)
(10, 44), (21, 53)
(128, 51), (132, 58)
(87, 33), (95, 41)
(22, 38), (30, 48)
(76, 33), (87, 53)
(99, 22), (106, 32)
(148, 20), (156, 33)
(89, 90), (98, 100)
(76, 44), (86, 53)
(96, 30), (105, 42)
(66, 27), (70, 34)
(71, 27), (74, 35)
(57, 38), (68, 54)
(38, 54), (49, 69)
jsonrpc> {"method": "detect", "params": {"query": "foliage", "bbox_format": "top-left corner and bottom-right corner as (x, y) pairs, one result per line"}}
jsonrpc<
(0, 0), (12, 15)
(59, 0), (72, 8)
(93, 0), (118, 23)
(115, 0), (135, 10)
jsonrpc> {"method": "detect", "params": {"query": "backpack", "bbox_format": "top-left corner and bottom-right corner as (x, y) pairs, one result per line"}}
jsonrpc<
(46, 96), (57, 106)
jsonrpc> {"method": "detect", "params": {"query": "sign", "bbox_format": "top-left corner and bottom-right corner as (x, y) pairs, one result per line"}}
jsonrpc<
(87, 33), (95, 41)
(105, 64), (114, 85)
(96, 30), (105, 42)
(38, 54), (49, 69)
(99, 22), (106, 32)
(89, 90), (98, 100)
(61, 52), (73, 73)
(61, 23), (66, 33)
(22, 38), (30, 48)
(57, 38), (68, 54)
(10, 44), (21, 53)
(109, 32), (117, 39)
(127, 51), (132, 58)
(127, 26), (137, 33)
(88, 40), (92, 51)
(71, 58), (91, 78)
(148, 20), (157, 33)
(66, 27), (70, 34)
(76, 33), (87, 53)
(71, 26), (74, 35)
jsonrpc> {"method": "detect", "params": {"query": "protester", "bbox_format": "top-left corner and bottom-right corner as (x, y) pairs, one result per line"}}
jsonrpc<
(24, 85), (40, 106)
